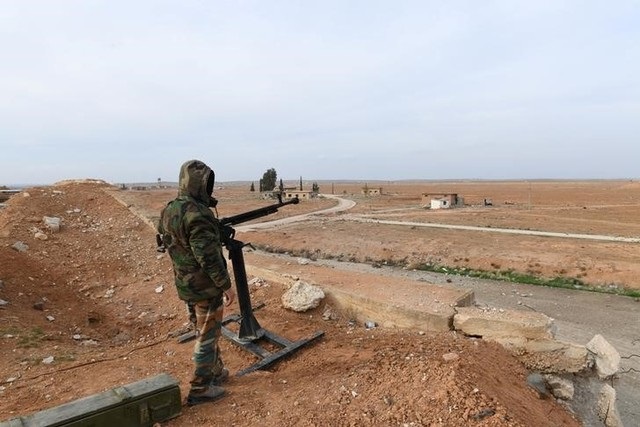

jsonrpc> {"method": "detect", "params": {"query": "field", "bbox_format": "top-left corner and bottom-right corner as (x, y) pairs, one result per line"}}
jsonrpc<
(186, 179), (640, 293)
(1, 179), (638, 426)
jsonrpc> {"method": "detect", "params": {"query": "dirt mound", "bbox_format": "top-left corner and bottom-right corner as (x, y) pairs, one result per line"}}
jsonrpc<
(0, 183), (579, 426)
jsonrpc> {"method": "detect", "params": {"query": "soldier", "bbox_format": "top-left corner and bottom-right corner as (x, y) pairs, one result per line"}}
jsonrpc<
(158, 159), (236, 406)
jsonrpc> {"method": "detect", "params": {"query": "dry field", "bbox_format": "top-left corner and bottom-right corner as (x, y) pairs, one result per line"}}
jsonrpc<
(208, 179), (640, 292)
(1, 179), (637, 426)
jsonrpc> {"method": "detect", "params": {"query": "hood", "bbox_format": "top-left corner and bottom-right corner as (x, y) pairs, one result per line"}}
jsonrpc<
(177, 159), (216, 205)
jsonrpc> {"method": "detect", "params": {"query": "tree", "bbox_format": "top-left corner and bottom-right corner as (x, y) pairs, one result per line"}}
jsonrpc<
(279, 178), (284, 192)
(299, 176), (303, 191)
(250, 182), (255, 192)
(312, 182), (320, 193)
(261, 168), (277, 192)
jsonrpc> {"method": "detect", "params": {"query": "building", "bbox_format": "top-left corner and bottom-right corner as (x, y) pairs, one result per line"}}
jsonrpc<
(362, 187), (382, 196)
(283, 189), (315, 200)
(421, 193), (464, 209)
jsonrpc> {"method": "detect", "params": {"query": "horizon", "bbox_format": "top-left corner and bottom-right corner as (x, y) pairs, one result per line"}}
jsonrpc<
(3, 176), (638, 190)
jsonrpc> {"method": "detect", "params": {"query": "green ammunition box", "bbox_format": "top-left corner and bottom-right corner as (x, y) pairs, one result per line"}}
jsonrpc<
(1, 373), (181, 427)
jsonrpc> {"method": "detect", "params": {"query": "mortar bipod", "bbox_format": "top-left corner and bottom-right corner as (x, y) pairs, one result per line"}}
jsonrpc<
(221, 236), (324, 376)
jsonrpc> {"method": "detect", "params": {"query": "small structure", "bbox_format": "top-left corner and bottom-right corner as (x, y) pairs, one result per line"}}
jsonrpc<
(421, 193), (464, 209)
(362, 186), (382, 196)
(283, 189), (314, 200)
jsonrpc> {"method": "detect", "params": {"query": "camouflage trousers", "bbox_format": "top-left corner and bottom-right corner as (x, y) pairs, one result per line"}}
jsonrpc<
(188, 297), (225, 390)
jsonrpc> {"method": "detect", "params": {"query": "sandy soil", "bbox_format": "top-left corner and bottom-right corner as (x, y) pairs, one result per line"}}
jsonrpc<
(3, 179), (631, 426)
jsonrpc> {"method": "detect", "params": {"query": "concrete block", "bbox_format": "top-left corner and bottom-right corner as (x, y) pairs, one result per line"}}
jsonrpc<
(244, 255), (472, 333)
(453, 306), (555, 340)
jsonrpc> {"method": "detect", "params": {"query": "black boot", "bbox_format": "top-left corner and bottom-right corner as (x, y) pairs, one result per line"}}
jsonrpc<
(186, 385), (225, 406)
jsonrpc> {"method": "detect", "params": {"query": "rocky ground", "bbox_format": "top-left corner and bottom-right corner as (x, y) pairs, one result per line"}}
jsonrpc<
(0, 181), (595, 426)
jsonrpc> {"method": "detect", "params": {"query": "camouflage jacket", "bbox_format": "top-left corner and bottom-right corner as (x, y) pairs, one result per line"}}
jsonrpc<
(158, 160), (231, 302)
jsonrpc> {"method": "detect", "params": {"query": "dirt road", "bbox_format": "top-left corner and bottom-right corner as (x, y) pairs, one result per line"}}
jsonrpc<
(236, 194), (355, 232)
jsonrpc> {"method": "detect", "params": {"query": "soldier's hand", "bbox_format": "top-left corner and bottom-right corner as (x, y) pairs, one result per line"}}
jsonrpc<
(223, 288), (236, 306)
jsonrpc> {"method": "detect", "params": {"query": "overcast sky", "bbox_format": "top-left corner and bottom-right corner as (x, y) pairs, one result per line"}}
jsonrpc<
(1, 1), (638, 185)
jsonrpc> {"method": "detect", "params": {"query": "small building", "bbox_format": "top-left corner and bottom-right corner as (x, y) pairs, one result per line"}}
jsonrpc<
(421, 193), (464, 209)
(283, 189), (314, 200)
(362, 187), (382, 196)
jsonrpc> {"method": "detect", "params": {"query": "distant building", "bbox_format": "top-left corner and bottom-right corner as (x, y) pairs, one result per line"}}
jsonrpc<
(421, 193), (464, 209)
(283, 189), (314, 200)
(362, 186), (382, 196)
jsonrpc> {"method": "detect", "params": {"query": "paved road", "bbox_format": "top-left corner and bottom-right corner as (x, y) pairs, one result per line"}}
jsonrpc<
(245, 195), (640, 425)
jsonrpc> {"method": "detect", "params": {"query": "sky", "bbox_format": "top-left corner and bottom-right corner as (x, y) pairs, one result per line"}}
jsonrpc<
(1, 1), (639, 185)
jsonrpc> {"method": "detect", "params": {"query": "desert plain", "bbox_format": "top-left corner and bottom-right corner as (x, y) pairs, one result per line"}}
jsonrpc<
(1, 179), (639, 426)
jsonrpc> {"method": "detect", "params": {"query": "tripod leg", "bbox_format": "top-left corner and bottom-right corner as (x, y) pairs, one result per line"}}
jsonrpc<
(227, 239), (263, 341)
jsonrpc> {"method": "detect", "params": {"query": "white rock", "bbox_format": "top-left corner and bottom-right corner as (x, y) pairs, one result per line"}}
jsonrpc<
(42, 356), (54, 364)
(544, 375), (574, 400)
(11, 241), (29, 252)
(364, 321), (377, 329)
(43, 216), (62, 232)
(442, 352), (459, 362)
(155, 285), (164, 293)
(248, 277), (268, 287)
(586, 334), (620, 379)
(281, 281), (325, 312)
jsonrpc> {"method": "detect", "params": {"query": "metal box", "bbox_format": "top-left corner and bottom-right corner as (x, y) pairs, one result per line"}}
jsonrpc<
(1, 373), (181, 427)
